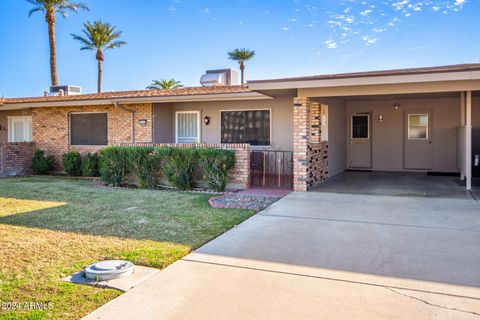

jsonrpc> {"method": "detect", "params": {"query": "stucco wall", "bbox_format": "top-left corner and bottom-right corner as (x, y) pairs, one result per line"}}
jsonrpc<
(316, 98), (347, 177)
(345, 96), (461, 172)
(0, 109), (33, 143)
(153, 97), (294, 151)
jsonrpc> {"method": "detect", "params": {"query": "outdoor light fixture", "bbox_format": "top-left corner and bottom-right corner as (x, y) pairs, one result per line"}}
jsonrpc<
(378, 114), (384, 122)
(394, 103), (400, 110)
(138, 119), (147, 126)
(204, 116), (211, 125)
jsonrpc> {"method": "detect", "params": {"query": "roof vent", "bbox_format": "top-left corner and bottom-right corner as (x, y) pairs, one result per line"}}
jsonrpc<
(200, 69), (239, 87)
(49, 85), (82, 96)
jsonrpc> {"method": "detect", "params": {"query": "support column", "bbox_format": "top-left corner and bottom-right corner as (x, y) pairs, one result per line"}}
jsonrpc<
(466, 91), (472, 190)
(293, 97), (311, 191)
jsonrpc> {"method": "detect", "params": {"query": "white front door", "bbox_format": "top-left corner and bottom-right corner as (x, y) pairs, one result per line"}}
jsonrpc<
(404, 112), (433, 170)
(8, 116), (32, 142)
(348, 113), (372, 168)
(176, 111), (200, 144)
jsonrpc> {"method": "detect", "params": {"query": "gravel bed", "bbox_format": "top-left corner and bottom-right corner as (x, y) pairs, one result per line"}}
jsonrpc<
(209, 194), (281, 211)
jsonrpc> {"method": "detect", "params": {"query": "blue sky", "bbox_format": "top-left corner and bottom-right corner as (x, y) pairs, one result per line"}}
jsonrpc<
(0, 0), (478, 97)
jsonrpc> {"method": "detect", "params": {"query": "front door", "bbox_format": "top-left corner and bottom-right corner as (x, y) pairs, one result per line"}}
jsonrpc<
(404, 112), (433, 170)
(348, 113), (372, 168)
(175, 111), (200, 144)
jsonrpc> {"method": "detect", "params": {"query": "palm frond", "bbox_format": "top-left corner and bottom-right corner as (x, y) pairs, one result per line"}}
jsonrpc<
(146, 79), (183, 90)
(227, 48), (256, 63)
(72, 20), (126, 56)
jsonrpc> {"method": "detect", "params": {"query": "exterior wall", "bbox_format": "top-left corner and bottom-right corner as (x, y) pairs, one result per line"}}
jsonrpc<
(346, 96), (461, 172)
(32, 104), (153, 166)
(153, 103), (174, 143)
(162, 97), (294, 151)
(316, 98), (347, 177)
(0, 109), (33, 143)
(120, 143), (251, 190)
(0, 142), (35, 176)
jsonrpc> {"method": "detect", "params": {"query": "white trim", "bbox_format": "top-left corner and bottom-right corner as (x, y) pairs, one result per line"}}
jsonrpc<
(1, 92), (272, 110)
(69, 112), (108, 147)
(466, 91), (472, 190)
(407, 113), (429, 141)
(175, 111), (201, 144)
(219, 108), (272, 147)
(350, 114), (370, 140)
(248, 70), (480, 91)
(7, 116), (32, 142)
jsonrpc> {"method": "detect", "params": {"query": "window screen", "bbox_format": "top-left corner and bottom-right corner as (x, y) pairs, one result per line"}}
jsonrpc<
(70, 113), (108, 146)
(352, 115), (369, 139)
(176, 112), (199, 144)
(221, 110), (270, 146)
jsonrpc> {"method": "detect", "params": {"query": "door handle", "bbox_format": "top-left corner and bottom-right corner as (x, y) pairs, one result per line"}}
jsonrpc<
(429, 141), (432, 144)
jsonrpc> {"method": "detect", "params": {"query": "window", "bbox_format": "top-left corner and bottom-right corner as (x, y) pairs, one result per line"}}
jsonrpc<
(221, 110), (270, 146)
(408, 114), (428, 140)
(351, 114), (369, 139)
(8, 116), (32, 142)
(176, 111), (200, 144)
(70, 113), (107, 146)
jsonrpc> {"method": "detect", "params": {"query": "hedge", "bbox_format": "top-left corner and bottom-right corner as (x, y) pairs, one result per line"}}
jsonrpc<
(98, 146), (236, 191)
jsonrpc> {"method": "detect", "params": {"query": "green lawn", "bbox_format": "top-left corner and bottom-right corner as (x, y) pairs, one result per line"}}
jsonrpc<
(0, 177), (254, 320)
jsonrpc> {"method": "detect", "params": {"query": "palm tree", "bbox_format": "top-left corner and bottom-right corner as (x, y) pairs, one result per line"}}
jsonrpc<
(27, 0), (89, 87)
(71, 21), (126, 93)
(227, 48), (255, 85)
(146, 79), (183, 90)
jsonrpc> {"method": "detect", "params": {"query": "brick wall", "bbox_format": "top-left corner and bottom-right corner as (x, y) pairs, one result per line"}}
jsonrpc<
(0, 142), (35, 176)
(120, 143), (251, 189)
(32, 104), (153, 167)
(293, 97), (328, 191)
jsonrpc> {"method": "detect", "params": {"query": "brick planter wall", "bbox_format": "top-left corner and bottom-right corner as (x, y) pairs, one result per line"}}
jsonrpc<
(293, 97), (328, 191)
(119, 143), (251, 190)
(0, 142), (35, 177)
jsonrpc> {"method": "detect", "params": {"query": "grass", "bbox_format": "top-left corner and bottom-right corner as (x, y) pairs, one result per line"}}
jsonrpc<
(0, 177), (254, 320)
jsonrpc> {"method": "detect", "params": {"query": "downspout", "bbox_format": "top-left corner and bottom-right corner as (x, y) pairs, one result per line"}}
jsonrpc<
(113, 101), (136, 144)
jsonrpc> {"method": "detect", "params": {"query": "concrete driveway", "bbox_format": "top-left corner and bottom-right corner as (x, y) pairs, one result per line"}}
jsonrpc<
(85, 191), (480, 320)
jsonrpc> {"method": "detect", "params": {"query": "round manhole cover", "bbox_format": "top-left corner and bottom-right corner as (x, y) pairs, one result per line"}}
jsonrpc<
(93, 260), (132, 271)
(85, 260), (134, 281)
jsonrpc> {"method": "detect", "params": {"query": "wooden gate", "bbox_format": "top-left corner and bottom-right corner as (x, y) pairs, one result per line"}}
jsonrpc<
(250, 150), (293, 189)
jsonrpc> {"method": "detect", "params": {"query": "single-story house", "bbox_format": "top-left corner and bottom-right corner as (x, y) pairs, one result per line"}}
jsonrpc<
(1, 64), (479, 191)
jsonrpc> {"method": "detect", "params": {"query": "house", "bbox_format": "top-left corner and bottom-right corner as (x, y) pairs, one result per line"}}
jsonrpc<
(1, 64), (479, 191)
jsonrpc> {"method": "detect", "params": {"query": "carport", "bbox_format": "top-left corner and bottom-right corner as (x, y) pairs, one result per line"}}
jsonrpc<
(248, 64), (480, 192)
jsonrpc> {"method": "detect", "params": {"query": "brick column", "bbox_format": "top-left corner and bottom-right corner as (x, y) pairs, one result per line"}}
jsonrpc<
(293, 97), (311, 191)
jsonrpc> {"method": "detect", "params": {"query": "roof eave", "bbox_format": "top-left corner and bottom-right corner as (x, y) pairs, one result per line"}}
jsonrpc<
(0, 92), (271, 110)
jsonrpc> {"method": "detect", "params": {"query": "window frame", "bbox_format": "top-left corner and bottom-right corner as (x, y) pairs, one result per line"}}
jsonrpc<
(219, 108), (272, 147)
(407, 113), (429, 141)
(69, 112), (108, 147)
(7, 116), (32, 143)
(351, 114), (370, 140)
(175, 111), (201, 144)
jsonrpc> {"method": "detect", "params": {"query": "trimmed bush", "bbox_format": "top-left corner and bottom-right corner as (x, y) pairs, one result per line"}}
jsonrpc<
(61, 149), (82, 176)
(99, 147), (128, 186)
(31, 149), (54, 175)
(198, 148), (236, 191)
(162, 147), (199, 190)
(125, 147), (163, 189)
(81, 152), (100, 177)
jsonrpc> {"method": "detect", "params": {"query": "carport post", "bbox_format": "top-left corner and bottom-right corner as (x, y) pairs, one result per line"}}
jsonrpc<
(466, 91), (472, 190)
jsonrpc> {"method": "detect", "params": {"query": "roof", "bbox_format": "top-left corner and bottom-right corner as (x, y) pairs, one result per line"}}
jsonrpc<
(3, 85), (251, 105)
(248, 63), (480, 84)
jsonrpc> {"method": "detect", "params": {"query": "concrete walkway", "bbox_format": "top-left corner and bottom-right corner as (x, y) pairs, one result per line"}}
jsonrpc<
(85, 191), (480, 320)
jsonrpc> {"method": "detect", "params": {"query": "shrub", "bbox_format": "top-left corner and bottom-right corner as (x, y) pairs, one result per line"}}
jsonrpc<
(31, 149), (54, 175)
(162, 147), (198, 190)
(81, 153), (100, 177)
(125, 147), (163, 189)
(99, 147), (128, 186)
(198, 148), (236, 192)
(61, 149), (82, 176)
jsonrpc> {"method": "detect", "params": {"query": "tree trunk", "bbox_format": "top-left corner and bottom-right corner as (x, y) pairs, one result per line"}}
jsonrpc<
(97, 58), (103, 93)
(240, 62), (245, 85)
(46, 11), (58, 86)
